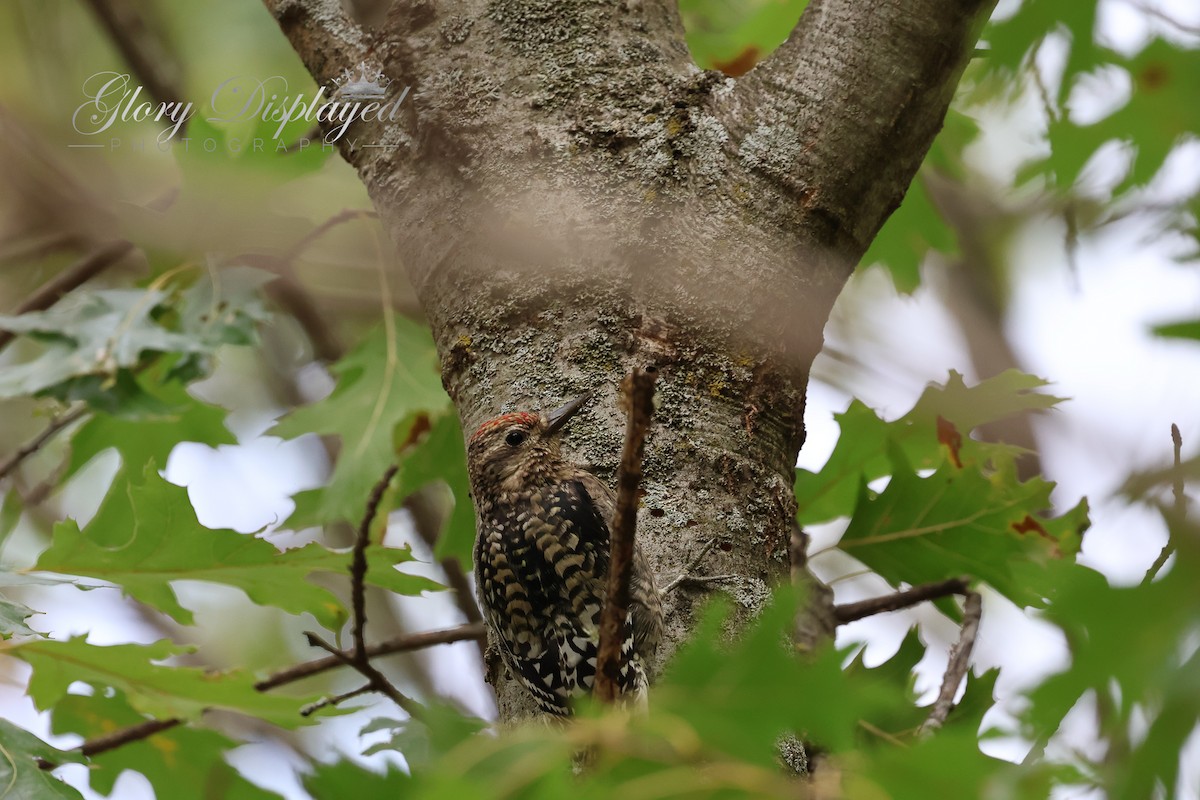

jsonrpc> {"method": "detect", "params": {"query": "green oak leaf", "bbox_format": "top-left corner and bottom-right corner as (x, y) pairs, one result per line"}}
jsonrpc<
(795, 370), (1064, 524)
(35, 467), (441, 629)
(4, 637), (311, 727)
(0, 593), (39, 638)
(64, 373), (234, 479)
(303, 761), (412, 797)
(851, 726), (1050, 799)
(391, 411), (475, 562)
(0, 719), (86, 800)
(838, 444), (1087, 608)
(273, 320), (452, 527)
(656, 592), (868, 761)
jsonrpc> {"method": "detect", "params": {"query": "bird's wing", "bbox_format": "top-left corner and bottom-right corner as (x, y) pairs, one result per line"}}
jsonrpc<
(475, 512), (571, 715)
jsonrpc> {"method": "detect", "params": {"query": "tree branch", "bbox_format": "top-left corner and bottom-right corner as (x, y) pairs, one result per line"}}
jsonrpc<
(1143, 423), (1184, 584)
(81, 0), (187, 130)
(294, 462), (425, 717)
(726, 0), (995, 255)
(302, 631), (422, 718)
(0, 407), (88, 483)
(0, 240), (135, 351)
(254, 622), (486, 691)
(594, 366), (657, 704)
(919, 591), (982, 735)
(833, 577), (971, 625)
(36, 622), (485, 770)
(351, 463), (398, 665)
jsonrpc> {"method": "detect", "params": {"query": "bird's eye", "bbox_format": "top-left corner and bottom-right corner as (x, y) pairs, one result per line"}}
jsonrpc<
(505, 430), (527, 447)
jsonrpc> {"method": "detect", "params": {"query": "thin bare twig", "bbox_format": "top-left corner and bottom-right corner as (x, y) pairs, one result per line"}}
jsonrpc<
(254, 622), (486, 691)
(1143, 423), (1184, 584)
(37, 622), (484, 770)
(594, 366), (657, 704)
(300, 684), (374, 716)
(0, 407), (88, 483)
(298, 462), (424, 718)
(257, 208), (379, 362)
(265, 277), (344, 363)
(833, 577), (971, 625)
(0, 240), (135, 351)
(352, 463), (399, 663)
(919, 591), (982, 735)
(1121, 0), (1200, 36)
(81, 0), (187, 131)
(303, 631), (422, 718)
(37, 717), (184, 770)
(662, 538), (718, 594)
(282, 208), (379, 263)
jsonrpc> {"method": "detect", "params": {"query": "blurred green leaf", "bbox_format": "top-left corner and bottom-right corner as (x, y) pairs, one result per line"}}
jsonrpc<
(1027, 529), (1200, 793)
(1044, 39), (1200, 190)
(303, 760), (412, 797)
(0, 269), (270, 413)
(0, 593), (38, 638)
(680, 0), (808, 73)
(36, 467), (441, 630)
(50, 691), (282, 800)
(274, 320), (452, 527)
(983, 0), (1099, 95)
(862, 112), (980, 292)
(851, 726), (1045, 800)
(862, 176), (956, 293)
(0, 719), (86, 800)
(657, 592), (864, 761)
(360, 702), (486, 766)
(1151, 319), (1200, 341)
(6, 637), (312, 727)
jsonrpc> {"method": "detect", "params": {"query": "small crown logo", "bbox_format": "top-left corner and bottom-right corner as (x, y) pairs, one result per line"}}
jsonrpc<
(332, 62), (390, 100)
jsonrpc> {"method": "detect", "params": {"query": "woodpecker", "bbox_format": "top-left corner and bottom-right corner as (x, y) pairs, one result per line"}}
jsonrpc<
(467, 393), (663, 715)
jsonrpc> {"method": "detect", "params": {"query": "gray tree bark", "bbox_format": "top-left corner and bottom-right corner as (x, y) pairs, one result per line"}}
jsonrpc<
(263, 0), (994, 721)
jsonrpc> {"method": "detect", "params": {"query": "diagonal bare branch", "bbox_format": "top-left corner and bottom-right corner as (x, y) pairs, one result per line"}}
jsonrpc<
(920, 591), (982, 734)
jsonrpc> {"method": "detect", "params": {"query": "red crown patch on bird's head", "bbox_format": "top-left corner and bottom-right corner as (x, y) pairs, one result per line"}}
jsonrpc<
(470, 412), (540, 444)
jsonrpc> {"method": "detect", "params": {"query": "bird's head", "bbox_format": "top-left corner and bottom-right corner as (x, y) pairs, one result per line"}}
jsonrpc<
(466, 393), (592, 495)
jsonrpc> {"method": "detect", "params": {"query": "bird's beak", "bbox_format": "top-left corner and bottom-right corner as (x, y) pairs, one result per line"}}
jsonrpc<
(544, 392), (592, 435)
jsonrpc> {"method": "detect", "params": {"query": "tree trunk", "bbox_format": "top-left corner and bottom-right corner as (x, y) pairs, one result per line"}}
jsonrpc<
(264, 0), (994, 721)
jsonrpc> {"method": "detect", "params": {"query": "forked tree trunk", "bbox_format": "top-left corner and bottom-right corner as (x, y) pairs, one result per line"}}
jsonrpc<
(264, 0), (993, 721)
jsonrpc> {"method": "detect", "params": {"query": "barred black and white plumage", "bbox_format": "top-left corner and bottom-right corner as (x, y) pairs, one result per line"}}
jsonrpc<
(467, 394), (662, 715)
